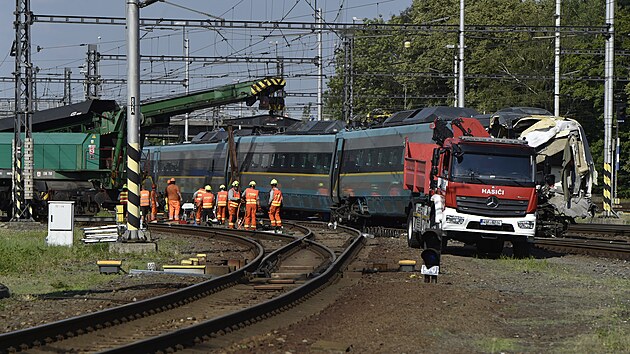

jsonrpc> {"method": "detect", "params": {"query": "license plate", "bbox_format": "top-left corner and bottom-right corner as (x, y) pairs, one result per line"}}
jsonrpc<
(480, 219), (502, 226)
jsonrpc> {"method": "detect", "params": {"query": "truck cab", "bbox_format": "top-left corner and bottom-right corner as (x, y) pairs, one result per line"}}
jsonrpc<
(405, 118), (538, 258)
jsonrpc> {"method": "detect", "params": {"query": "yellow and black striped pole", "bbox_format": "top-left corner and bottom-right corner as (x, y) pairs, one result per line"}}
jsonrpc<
(603, 162), (612, 213)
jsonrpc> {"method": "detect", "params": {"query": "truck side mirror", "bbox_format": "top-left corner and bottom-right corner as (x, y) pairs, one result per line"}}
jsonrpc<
(535, 172), (545, 185)
(545, 174), (556, 186)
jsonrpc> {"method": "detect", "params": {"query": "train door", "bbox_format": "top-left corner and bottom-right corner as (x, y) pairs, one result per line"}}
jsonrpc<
(331, 137), (345, 204)
(145, 148), (160, 187)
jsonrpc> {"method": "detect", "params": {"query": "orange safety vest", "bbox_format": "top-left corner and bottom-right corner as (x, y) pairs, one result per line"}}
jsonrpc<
(217, 191), (228, 206)
(245, 188), (259, 205)
(270, 187), (283, 207)
(229, 189), (241, 208)
(140, 190), (150, 206)
(194, 188), (205, 206)
(119, 190), (128, 204)
(202, 192), (215, 209)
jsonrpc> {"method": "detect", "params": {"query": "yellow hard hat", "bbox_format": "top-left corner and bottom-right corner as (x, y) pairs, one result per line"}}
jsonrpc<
(249, 180), (256, 186)
(219, 184), (226, 190)
(122, 184), (127, 189)
(232, 181), (239, 187)
(205, 185), (212, 191)
(270, 179), (278, 185)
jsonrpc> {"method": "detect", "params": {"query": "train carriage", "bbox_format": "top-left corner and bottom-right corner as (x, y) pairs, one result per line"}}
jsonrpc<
(236, 134), (335, 214)
(143, 142), (228, 202)
(332, 123), (435, 219)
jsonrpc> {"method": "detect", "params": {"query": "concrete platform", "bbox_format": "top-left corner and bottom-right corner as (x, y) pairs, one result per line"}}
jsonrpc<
(163, 265), (206, 275)
(109, 242), (157, 254)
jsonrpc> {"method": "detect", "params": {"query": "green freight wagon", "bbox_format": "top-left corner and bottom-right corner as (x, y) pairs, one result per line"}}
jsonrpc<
(0, 133), (113, 218)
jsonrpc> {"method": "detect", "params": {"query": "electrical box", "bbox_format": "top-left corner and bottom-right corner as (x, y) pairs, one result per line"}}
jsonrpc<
(46, 201), (75, 246)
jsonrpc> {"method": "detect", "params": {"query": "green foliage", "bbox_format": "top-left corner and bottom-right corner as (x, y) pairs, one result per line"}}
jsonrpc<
(325, 0), (630, 196)
(0, 229), (184, 295)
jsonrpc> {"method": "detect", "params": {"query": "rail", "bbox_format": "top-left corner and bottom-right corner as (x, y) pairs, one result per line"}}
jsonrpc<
(0, 225), (267, 353)
(102, 221), (363, 353)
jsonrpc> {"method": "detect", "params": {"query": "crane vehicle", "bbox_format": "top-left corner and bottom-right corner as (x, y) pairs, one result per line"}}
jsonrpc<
(0, 77), (286, 218)
(404, 117), (539, 262)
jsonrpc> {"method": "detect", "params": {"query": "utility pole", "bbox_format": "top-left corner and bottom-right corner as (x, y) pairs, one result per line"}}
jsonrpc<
(342, 35), (351, 123)
(11, 0), (34, 221)
(63, 67), (72, 105)
(458, 0), (465, 107)
(349, 33), (354, 120)
(603, 0), (615, 216)
(183, 26), (190, 142)
(446, 44), (458, 106)
(554, 0), (561, 116)
(317, 7), (323, 121)
(125, 0), (144, 240)
(85, 44), (101, 99)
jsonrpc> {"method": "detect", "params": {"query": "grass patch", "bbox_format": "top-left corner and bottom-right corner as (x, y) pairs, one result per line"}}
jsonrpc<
(0, 228), (186, 295)
(496, 256), (554, 273)
(566, 325), (630, 353)
(475, 337), (520, 353)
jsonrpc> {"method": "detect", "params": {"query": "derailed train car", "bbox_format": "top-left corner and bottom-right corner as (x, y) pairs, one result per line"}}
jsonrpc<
(142, 107), (479, 225)
(142, 106), (596, 237)
(488, 112), (596, 236)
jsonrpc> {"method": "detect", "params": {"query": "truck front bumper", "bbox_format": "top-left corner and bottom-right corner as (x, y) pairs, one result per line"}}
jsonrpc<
(440, 207), (535, 242)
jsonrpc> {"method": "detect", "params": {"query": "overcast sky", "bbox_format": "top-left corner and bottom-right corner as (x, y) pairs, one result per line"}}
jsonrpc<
(0, 0), (412, 118)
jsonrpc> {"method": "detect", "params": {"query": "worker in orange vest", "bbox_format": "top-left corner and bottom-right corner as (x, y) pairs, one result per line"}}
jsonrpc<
(216, 184), (228, 226)
(193, 185), (206, 225)
(201, 185), (215, 226)
(118, 184), (128, 218)
(165, 178), (182, 221)
(243, 180), (260, 230)
(268, 179), (283, 232)
(140, 185), (151, 225)
(149, 184), (158, 221)
(227, 181), (241, 229)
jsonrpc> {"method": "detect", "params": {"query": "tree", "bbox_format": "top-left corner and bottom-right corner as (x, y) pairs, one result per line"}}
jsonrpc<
(324, 0), (630, 197)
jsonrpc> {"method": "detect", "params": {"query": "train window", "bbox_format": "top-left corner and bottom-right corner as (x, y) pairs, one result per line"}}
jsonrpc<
(321, 154), (331, 172)
(271, 153), (283, 169)
(299, 154), (307, 169)
(286, 154), (294, 168)
(314, 154), (325, 174)
(306, 154), (314, 169)
(278, 154), (287, 169)
(250, 154), (260, 169)
(260, 153), (270, 169)
(365, 150), (373, 167)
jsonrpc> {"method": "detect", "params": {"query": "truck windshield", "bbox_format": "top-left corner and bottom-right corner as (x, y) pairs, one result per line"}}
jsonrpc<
(451, 153), (534, 185)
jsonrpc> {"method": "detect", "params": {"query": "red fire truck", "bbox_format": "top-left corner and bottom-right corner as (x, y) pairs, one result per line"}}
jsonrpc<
(404, 118), (539, 276)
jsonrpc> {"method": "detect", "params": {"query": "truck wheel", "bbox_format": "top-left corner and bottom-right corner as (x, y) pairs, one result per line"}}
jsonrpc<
(512, 241), (531, 258)
(477, 239), (504, 258)
(0, 283), (9, 299)
(407, 211), (421, 249)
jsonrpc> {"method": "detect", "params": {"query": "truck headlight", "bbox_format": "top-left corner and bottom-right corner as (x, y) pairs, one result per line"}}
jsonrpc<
(445, 215), (465, 224)
(517, 221), (535, 229)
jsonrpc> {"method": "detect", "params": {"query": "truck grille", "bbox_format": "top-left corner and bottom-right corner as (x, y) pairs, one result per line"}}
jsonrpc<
(456, 196), (528, 217)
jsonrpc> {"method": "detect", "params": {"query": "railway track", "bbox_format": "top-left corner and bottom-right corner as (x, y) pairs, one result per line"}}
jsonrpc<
(533, 237), (630, 260)
(0, 222), (363, 354)
(565, 222), (630, 240)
